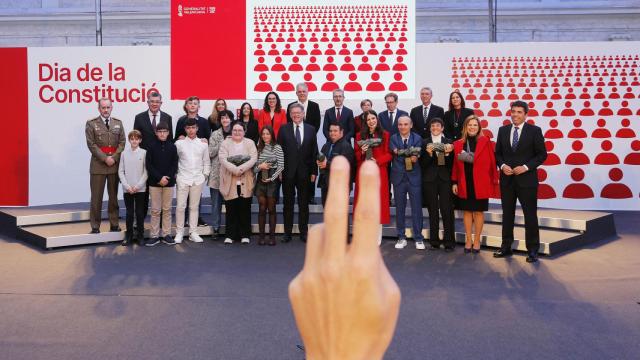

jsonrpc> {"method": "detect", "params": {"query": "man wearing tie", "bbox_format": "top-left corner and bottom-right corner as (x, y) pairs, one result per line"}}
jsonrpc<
(389, 116), (425, 250)
(85, 98), (125, 234)
(278, 103), (319, 243)
(379, 92), (408, 135)
(317, 123), (355, 206)
(287, 83), (322, 204)
(409, 87), (445, 139)
(323, 88), (355, 143)
(494, 100), (547, 263)
(134, 91), (173, 217)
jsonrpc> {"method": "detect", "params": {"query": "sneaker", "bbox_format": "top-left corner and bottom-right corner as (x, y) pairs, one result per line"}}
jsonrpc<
(145, 237), (160, 247)
(174, 230), (184, 244)
(163, 235), (176, 245)
(395, 239), (407, 249)
(224, 238), (233, 244)
(189, 233), (204, 243)
(241, 238), (250, 244)
(415, 241), (426, 250)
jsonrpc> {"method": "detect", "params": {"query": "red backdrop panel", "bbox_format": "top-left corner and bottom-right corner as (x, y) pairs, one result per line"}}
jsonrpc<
(171, 0), (246, 100)
(0, 48), (28, 206)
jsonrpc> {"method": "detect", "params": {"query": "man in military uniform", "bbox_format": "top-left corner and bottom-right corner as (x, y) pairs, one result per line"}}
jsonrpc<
(86, 97), (126, 233)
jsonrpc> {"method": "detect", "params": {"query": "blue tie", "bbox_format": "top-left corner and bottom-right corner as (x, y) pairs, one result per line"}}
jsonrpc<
(327, 143), (334, 159)
(512, 126), (519, 151)
(295, 125), (301, 148)
(403, 138), (408, 149)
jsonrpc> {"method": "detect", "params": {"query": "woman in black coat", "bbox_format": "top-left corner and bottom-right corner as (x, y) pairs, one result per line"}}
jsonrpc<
(443, 90), (474, 142)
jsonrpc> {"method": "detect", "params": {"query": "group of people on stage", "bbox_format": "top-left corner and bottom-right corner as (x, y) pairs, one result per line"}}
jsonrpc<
(86, 84), (547, 262)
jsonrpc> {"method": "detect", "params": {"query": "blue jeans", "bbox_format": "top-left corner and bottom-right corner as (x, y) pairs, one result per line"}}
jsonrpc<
(393, 180), (424, 241)
(209, 188), (223, 230)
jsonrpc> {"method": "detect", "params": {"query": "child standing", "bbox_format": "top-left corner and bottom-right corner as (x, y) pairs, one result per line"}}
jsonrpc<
(118, 130), (148, 246)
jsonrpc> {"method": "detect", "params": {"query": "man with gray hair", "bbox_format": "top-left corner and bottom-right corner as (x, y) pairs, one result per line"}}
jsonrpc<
(323, 88), (355, 143)
(287, 82), (322, 204)
(409, 87), (445, 138)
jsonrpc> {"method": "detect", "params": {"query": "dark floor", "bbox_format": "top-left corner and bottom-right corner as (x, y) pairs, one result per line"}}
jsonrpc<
(0, 212), (639, 360)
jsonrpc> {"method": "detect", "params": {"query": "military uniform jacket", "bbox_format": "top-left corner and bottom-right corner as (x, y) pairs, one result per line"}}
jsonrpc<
(85, 117), (125, 175)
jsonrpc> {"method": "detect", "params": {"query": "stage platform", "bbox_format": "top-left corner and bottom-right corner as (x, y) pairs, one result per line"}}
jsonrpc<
(0, 200), (616, 255)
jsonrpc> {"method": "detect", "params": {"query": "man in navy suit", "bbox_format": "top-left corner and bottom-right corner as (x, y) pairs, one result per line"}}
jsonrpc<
(278, 103), (318, 243)
(323, 88), (354, 143)
(379, 92), (408, 136)
(409, 87), (445, 138)
(494, 100), (547, 263)
(389, 116), (425, 250)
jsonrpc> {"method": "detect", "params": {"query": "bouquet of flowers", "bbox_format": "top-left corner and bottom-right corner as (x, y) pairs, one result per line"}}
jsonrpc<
(357, 137), (383, 160)
(227, 154), (251, 166)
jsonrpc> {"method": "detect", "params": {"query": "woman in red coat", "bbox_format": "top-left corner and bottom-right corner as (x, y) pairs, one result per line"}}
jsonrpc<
(354, 110), (393, 244)
(451, 115), (500, 253)
(258, 91), (287, 138)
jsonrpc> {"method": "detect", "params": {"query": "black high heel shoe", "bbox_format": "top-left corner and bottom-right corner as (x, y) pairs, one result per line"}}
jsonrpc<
(464, 247), (472, 254)
(472, 248), (480, 254)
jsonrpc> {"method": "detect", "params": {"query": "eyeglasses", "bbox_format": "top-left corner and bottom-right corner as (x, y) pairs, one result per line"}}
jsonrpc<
(156, 130), (169, 133)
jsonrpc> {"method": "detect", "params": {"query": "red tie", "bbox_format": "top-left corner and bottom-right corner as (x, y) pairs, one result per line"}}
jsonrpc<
(336, 108), (341, 121)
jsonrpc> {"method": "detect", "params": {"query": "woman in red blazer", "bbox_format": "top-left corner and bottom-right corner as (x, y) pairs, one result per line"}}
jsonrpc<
(354, 110), (393, 244)
(451, 115), (500, 253)
(258, 91), (287, 138)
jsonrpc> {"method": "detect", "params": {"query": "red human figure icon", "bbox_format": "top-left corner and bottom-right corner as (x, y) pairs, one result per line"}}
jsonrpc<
(622, 87), (635, 99)
(567, 119), (587, 138)
(323, 56), (338, 71)
(594, 140), (620, 165)
(396, 43), (407, 55)
(367, 43), (379, 55)
(565, 140), (590, 165)
(254, 44), (265, 56)
(479, 89), (491, 100)
(340, 56), (356, 71)
(310, 43), (322, 55)
(466, 89), (477, 100)
(305, 56), (321, 71)
(544, 119), (564, 139)
(565, 88), (577, 99)
(382, 43), (393, 55)
(480, 119), (494, 139)
(608, 87), (620, 99)
(522, 88), (533, 100)
(324, 43), (336, 55)
(537, 169), (557, 199)
(358, 56), (373, 71)
(600, 168), (633, 199)
(389, 73), (407, 91)
(366, 73), (385, 91)
(536, 88), (548, 100)
(473, 102), (484, 117)
(375, 56), (390, 71)
(617, 100), (633, 116)
(616, 119), (636, 138)
(276, 73), (295, 92)
(353, 43), (364, 55)
(579, 87), (591, 99)
(527, 102), (539, 116)
(579, 101), (595, 116)
(598, 101), (613, 116)
(288, 56), (303, 71)
(321, 72), (339, 92)
(623, 140), (640, 165)
(560, 101), (577, 116)
(392, 56), (407, 71)
(268, 44), (280, 56)
(254, 73), (273, 92)
(487, 102), (502, 117)
(254, 57), (269, 72)
(494, 88), (506, 100)
(282, 44), (294, 56)
(542, 101), (558, 117)
(344, 73), (362, 91)
(339, 43), (350, 55)
(562, 168), (595, 199)
(543, 141), (561, 166)
(271, 56), (286, 71)
(591, 119), (612, 138)
(507, 88), (519, 100)
(303, 73), (317, 92)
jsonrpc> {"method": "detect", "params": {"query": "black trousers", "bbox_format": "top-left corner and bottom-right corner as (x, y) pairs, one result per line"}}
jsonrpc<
(309, 178), (316, 203)
(320, 185), (329, 207)
(124, 192), (146, 233)
(225, 186), (252, 240)
(424, 179), (455, 248)
(500, 183), (540, 253)
(283, 171), (310, 236)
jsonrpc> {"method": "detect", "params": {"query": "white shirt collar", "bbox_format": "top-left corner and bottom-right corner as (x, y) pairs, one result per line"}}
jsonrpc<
(148, 110), (160, 119)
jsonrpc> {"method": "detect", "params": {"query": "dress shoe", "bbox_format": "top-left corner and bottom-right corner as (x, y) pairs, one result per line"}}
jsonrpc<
(444, 246), (454, 253)
(493, 249), (513, 258)
(300, 233), (307, 243)
(429, 244), (440, 251)
(258, 237), (266, 246)
(121, 231), (133, 246)
(90, 228), (100, 234)
(526, 252), (539, 263)
(281, 234), (292, 243)
(110, 226), (122, 232)
(268, 236), (276, 246)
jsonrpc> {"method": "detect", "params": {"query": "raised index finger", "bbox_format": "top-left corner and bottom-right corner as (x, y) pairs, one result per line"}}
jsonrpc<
(322, 156), (350, 261)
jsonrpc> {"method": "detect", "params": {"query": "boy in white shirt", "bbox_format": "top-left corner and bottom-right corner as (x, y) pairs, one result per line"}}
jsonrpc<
(174, 118), (211, 243)
(117, 130), (148, 246)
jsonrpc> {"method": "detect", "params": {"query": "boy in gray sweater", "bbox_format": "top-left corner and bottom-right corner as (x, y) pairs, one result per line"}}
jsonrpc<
(118, 130), (148, 245)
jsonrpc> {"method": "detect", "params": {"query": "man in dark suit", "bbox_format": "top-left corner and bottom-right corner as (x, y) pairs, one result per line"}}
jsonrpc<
(317, 123), (355, 206)
(409, 87), (445, 139)
(133, 91), (173, 217)
(287, 83), (322, 204)
(278, 103), (318, 243)
(420, 118), (455, 251)
(323, 88), (354, 143)
(379, 92), (408, 136)
(494, 100), (547, 263)
(389, 116), (424, 250)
